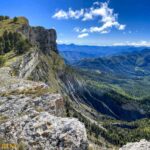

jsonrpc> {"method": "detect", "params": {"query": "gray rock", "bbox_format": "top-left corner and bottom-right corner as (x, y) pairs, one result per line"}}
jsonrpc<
(18, 23), (58, 54)
(119, 139), (150, 150)
(30, 27), (58, 54)
(0, 67), (88, 150)
(0, 17), (88, 149)
(0, 112), (88, 150)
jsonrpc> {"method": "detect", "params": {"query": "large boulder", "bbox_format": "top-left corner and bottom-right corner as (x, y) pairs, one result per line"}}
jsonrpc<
(0, 112), (88, 150)
(0, 67), (88, 150)
(119, 139), (150, 150)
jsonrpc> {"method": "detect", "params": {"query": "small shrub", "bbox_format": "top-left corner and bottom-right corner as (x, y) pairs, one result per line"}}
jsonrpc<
(88, 144), (94, 150)
(16, 39), (30, 54)
(0, 56), (5, 67)
(0, 31), (31, 55)
(0, 16), (9, 21)
(17, 141), (27, 150)
(13, 17), (18, 23)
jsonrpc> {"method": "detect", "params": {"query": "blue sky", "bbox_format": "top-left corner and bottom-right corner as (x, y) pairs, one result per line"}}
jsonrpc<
(0, 0), (150, 46)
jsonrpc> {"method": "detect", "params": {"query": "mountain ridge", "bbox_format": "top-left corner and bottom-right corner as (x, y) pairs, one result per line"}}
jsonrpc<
(0, 16), (89, 150)
(0, 16), (149, 149)
(58, 44), (147, 63)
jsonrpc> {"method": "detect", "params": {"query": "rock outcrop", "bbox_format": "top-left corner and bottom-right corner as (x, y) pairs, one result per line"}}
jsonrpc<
(0, 17), (88, 150)
(119, 139), (150, 150)
(0, 112), (88, 150)
(17, 18), (58, 54)
(0, 67), (88, 150)
(30, 27), (58, 53)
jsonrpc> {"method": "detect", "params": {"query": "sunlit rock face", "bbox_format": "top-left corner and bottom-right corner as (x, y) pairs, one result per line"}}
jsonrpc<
(0, 16), (88, 150)
(119, 139), (150, 150)
(0, 112), (88, 150)
(29, 27), (58, 54)
(0, 67), (88, 150)
(18, 19), (58, 54)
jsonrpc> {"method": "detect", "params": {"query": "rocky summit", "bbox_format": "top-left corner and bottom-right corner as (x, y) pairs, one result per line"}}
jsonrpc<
(0, 16), (88, 149)
(0, 66), (88, 150)
(0, 112), (87, 150)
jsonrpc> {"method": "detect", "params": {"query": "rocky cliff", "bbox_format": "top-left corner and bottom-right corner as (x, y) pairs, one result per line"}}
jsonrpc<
(0, 17), (88, 150)
(17, 17), (58, 54)
(0, 67), (88, 149)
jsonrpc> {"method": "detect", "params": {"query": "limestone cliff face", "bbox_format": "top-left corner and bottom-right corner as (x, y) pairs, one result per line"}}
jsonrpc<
(0, 67), (88, 150)
(29, 27), (58, 54)
(11, 18), (65, 89)
(0, 17), (88, 150)
(18, 18), (58, 54)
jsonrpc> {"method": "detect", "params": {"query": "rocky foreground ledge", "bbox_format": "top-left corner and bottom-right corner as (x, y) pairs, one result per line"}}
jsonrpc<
(0, 67), (88, 150)
(0, 112), (88, 149)
(119, 139), (150, 150)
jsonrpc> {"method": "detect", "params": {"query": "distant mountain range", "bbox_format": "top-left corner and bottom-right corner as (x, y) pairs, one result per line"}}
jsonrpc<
(73, 49), (150, 100)
(59, 45), (150, 119)
(58, 44), (146, 63)
(75, 49), (150, 78)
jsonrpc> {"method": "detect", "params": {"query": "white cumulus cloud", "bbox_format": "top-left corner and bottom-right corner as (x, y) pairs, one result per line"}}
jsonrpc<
(113, 41), (150, 47)
(53, 1), (126, 35)
(82, 2), (126, 33)
(78, 33), (89, 38)
(53, 8), (84, 19)
(52, 10), (68, 19)
(73, 27), (80, 32)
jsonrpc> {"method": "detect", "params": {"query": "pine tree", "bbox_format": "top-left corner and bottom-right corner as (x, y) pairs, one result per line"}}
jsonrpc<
(8, 32), (14, 49)
(0, 37), (4, 54)
(0, 31), (30, 55)
(0, 16), (9, 21)
(13, 17), (18, 23)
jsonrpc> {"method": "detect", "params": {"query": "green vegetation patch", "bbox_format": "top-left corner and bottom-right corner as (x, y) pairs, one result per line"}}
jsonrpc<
(0, 30), (31, 55)
(0, 17), (28, 36)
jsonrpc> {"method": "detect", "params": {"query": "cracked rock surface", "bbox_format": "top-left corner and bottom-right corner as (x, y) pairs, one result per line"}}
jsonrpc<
(0, 67), (88, 150)
(119, 139), (150, 150)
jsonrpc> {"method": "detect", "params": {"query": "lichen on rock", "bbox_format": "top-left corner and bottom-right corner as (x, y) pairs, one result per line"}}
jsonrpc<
(0, 67), (88, 150)
(0, 112), (88, 150)
(119, 139), (150, 150)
